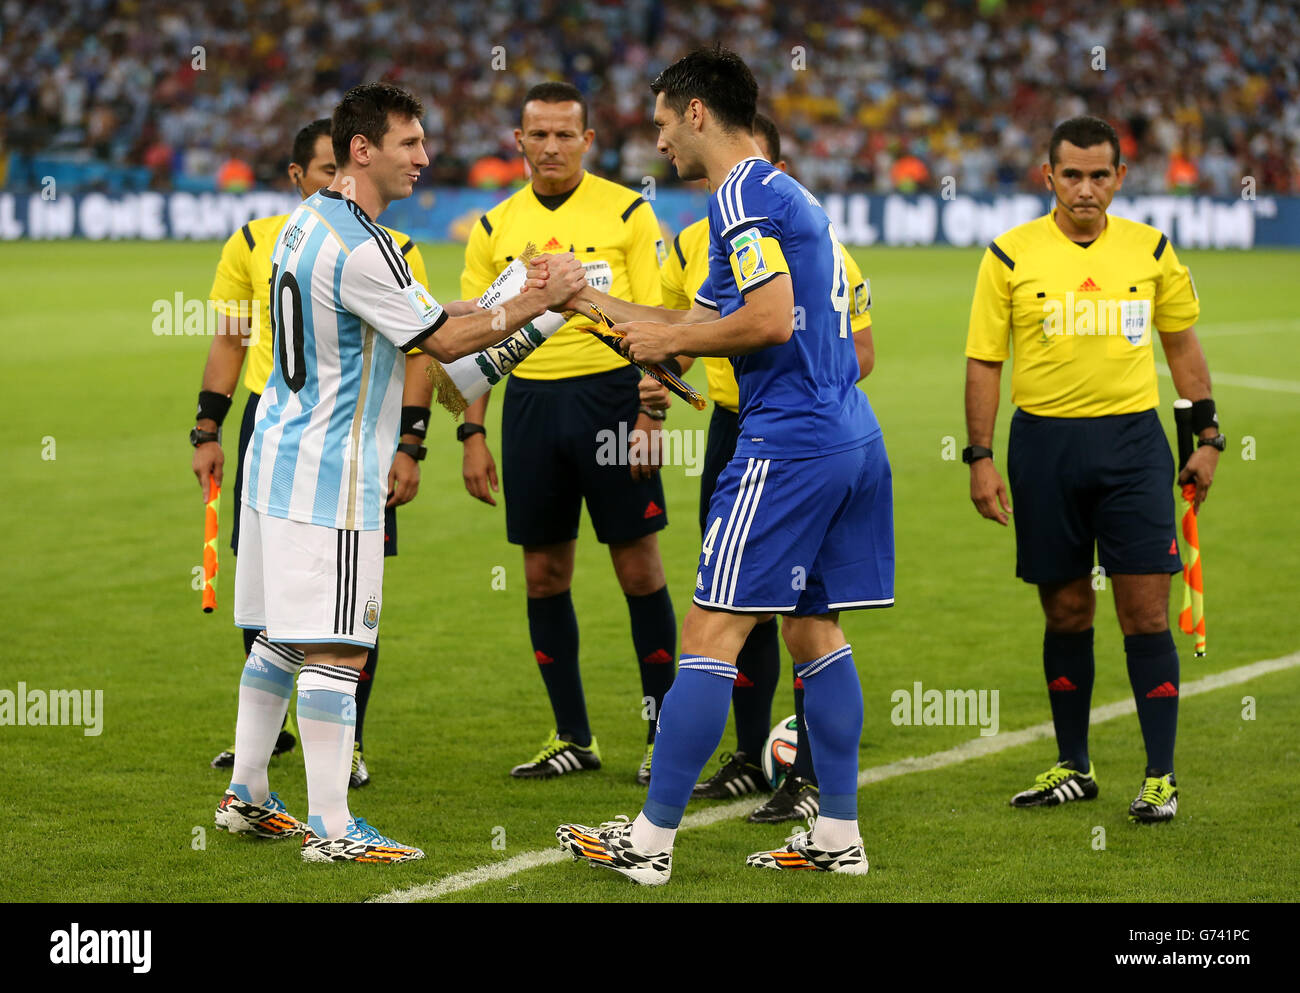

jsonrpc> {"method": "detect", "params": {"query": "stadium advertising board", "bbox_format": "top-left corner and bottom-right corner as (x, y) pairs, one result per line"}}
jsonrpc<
(0, 190), (1292, 248)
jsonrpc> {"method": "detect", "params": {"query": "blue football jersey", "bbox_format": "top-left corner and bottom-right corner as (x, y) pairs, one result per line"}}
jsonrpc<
(696, 156), (880, 458)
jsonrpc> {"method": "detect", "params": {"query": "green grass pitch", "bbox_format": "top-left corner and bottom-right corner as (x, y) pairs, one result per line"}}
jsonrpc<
(0, 241), (1296, 903)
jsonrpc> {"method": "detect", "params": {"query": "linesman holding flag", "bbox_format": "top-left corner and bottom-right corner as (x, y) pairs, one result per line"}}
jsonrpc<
(963, 116), (1224, 824)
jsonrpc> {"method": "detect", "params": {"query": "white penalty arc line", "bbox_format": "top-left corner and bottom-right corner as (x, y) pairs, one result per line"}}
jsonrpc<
(370, 651), (1300, 903)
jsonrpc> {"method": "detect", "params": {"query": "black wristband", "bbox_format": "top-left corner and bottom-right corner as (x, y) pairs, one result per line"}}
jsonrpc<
(396, 442), (427, 462)
(401, 405), (431, 439)
(1190, 398), (1218, 435)
(196, 390), (233, 426)
(662, 356), (683, 377)
(456, 422), (486, 443)
(962, 445), (993, 465)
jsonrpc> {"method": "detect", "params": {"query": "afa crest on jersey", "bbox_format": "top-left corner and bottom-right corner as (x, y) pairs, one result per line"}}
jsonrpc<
(363, 599), (380, 629)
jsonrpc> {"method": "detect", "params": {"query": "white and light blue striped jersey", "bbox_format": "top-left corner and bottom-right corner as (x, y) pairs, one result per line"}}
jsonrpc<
(243, 188), (447, 531)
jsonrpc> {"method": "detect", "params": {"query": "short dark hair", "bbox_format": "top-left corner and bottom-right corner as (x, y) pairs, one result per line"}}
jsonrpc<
(753, 112), (781, 164)
(1049, 116), (1121, 169)
(650, 46), (757, 133)
(521, 81), (588, 130)
(291, 119), (332, 169)
(331, 83), (425, 167)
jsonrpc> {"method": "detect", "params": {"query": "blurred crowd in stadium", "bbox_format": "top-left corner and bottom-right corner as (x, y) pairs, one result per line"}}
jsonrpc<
(3, 0), (1297, 195)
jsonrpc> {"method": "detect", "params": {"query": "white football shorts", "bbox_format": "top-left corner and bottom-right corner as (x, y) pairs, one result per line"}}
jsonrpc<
(234, 505), (384, 648)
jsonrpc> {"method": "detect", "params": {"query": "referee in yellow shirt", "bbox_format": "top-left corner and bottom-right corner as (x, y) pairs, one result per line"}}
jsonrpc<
(964, 116), (1223, 823)
(191, 118), (434, 788)
(459, 82), (676, 783)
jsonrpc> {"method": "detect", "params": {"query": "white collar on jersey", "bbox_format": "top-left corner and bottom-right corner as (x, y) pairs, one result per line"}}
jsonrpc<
(722, 155), (768, 182)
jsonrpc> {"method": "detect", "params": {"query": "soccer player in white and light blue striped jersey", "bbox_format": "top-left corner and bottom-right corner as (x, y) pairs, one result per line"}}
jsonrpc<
(215, 82), (587, 863)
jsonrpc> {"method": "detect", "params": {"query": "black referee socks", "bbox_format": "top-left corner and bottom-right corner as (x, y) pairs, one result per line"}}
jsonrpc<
(1125, 630), (1180, 777)
(1043, 627), (1096, 771)
(627, 586), (677, 743)
(527, 591), (591, 747)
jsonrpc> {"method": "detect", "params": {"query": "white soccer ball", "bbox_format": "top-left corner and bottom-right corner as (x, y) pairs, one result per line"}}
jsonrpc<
(761, 714), (799, 789)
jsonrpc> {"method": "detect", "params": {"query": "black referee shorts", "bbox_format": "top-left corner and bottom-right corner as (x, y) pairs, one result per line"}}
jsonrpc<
(501, 365), (669, 546)
(230, 391), (398, 557)
(1007, 407), (1181, 585)
(699, 403), (740, 535)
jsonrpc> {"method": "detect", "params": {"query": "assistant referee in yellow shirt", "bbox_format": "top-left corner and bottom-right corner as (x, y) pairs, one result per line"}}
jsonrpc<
(459, 82), (676, 784)
(963, 116), (1223, 824)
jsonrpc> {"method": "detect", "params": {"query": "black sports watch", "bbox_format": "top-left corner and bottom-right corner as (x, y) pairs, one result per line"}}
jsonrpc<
(396, 442), (427, 462)
(1196, 433), (1227, 452)
(962, 445), (993, 465)
(456, 423), (486, 443)
(190, 427), (221, 447)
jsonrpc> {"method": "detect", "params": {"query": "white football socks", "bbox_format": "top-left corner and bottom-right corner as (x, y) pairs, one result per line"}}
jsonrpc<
(630, 811), (677, 853)
(297, 663), (360, 840)
(810, 813), (861, 852)
(230, 635), (303, 804)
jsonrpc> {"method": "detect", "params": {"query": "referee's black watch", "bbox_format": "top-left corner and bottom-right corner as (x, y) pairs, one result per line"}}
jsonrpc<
(456, 423), (486, 443)
(396, 442), (427, 462)
(190, 427), (221, 447)
(1197, 433), (1227, 452)
(962, 445), (993, 465)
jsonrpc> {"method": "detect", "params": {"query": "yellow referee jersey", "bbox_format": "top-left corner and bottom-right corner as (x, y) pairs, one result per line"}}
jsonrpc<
(461, 172), (665, 380)
(662, 217), (872, 412)
(965, 211), (1199, 418)
(209, 213), (428, 394)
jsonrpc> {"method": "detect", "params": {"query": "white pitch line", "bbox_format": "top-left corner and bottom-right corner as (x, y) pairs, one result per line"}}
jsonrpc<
(1156, 363), (1300, 394)
(371, 651), (1299, 903)
(1195, 318), (1299, 339)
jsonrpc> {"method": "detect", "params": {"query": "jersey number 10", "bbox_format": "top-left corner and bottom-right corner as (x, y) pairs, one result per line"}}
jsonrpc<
(270, 262), (306, 393)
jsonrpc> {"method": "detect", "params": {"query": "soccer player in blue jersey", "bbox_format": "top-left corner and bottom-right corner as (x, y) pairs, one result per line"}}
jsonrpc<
(213, 82), (586, 863)
(554, 49), (893, 884)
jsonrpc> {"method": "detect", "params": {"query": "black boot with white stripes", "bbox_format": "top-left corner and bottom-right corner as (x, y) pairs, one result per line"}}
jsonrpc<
(1010, 760), (1099, 807)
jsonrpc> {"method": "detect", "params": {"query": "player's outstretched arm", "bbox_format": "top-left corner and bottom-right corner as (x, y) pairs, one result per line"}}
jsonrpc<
(192, 311), (250, 500)
(418, 254), (587, 363)
(620, 273), (796, 364)
(965, 357), (1012, 525)
(564, 285), (712, 327)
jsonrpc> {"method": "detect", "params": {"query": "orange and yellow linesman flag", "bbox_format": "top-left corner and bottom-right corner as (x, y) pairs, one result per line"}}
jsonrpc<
(202, 482), (221, 613)
(1177, 480), (1205, 656)
(583, 303), (707, 410)
(1173, 400), (1205, 656)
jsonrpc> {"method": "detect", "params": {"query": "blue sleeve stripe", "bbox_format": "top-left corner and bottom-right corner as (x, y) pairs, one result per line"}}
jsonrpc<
(988, 241), (1015, 270)
(673, 232), (686, 268)
(1153, 233), (1168, 260)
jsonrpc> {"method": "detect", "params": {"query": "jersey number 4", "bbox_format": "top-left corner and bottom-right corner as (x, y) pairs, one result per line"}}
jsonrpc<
(269, 262), (306, 393)
(828, 225), (850, 338)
